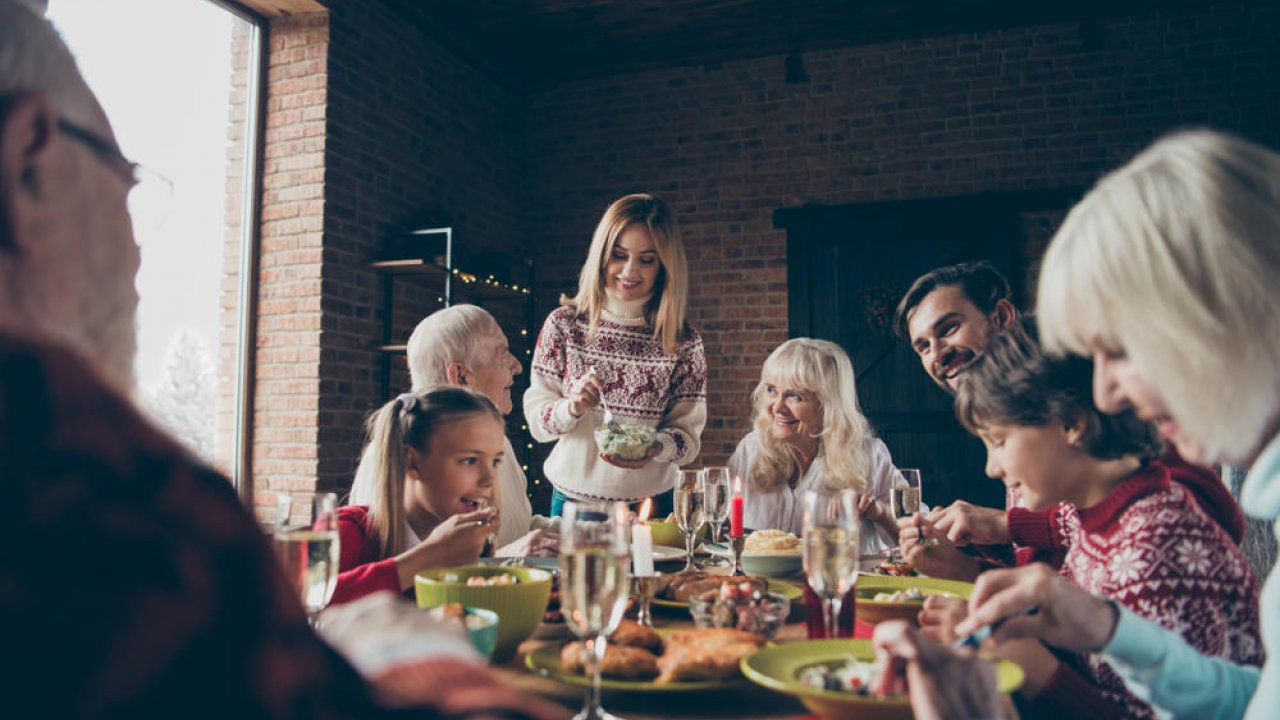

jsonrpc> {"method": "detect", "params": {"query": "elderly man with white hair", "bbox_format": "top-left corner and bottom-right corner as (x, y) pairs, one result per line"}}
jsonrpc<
(351, 304), (558, 556)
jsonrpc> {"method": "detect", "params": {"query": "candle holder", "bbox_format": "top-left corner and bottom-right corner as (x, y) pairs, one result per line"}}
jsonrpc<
(729, 534), (746, 577)
(632, 574), (658, 627)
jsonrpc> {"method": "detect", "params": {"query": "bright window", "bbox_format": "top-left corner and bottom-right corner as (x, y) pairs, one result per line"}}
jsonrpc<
(47, 0), (262, 486)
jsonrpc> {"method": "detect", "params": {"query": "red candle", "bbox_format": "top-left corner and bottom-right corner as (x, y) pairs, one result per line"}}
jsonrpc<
(730, 475), (745, 537)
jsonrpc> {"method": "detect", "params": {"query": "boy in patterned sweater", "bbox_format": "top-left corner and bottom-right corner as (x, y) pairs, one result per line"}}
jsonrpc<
(921, 323), (1262, 719)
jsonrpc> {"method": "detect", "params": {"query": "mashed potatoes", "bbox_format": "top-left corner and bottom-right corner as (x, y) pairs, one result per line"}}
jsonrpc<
(744, 529), (801, 554)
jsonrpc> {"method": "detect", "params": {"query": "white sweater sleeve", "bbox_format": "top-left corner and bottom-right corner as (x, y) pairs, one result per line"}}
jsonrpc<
(523, 312), (582, 441)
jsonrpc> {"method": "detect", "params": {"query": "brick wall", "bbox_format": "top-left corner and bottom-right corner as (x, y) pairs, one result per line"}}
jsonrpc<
(252, 11), (329, 499)
(247, 1), (1280, 513)
(523, 1), (1280, 471)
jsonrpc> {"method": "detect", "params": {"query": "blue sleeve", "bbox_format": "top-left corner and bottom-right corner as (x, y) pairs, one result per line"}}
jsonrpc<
(1102, 605), (1259, 719)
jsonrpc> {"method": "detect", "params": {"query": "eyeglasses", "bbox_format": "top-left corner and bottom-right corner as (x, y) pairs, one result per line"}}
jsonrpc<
(57, 117), (173, 239)
(56, 117), (141, 188)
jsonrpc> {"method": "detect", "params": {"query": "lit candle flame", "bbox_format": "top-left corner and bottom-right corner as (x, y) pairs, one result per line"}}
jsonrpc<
(734, 475), (743, 495)
(637, 497), (653, 523)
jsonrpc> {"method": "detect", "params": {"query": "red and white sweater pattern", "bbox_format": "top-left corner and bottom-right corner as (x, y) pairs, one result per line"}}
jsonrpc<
(1053, 464), (1263, 719)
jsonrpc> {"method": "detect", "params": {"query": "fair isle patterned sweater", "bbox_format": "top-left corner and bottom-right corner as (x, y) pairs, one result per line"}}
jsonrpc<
(1035, 462), (1263, 719)
(523, 299), (707, 502)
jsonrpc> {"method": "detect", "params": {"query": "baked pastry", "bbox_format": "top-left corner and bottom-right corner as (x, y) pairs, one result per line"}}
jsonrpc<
(609, 618), (663, 653)
(658, 572), (768, 601)
(655, 627), (764, 684)
(560, 641), (659, 679)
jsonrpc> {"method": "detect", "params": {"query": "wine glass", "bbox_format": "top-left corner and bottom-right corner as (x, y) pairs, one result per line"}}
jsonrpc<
(673, 469), (705, 574)
(890, 468), (922, 561)
(700, 467), (731, 566)
(273, 492), (340, 626)
(560, 501), (631, 720)
(801, 490), (860, 639)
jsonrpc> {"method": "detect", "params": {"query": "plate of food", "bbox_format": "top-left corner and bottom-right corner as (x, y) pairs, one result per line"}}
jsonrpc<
(649, 572), (804, 611)
(650, 545), (686, 563)
(706, 529), (804, 577)
(742, 639), (1023, 720)
(853, 575), (973, 626)
(525, 621), (763, 692)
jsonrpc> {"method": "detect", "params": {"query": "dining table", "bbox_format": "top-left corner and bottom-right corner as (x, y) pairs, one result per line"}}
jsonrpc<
(491, 559), (880, 720)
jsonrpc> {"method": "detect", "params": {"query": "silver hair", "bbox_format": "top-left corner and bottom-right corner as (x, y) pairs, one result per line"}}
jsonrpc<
(406, 304), (499, 389)
(0, 1), (101, 127)
(1038, 129), (1280, 465)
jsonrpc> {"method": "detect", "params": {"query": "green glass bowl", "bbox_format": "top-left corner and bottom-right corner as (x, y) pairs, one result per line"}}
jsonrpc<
(742, 639), (1023, 720)
(415, 565), (552, 662)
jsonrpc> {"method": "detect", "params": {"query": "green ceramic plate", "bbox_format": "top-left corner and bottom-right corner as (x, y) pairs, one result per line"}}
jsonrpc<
(651, 578), (804, 610)
(741, 639), (1023, 719)
(524, 630), (750, 692)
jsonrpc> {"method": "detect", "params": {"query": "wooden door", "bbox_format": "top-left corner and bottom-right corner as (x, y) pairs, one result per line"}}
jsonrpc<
(777, 190), (1077, 510)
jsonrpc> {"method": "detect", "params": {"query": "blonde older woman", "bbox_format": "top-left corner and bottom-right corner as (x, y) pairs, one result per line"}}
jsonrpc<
(728, 338), (909, 555)
(877, 129), (1280, 720)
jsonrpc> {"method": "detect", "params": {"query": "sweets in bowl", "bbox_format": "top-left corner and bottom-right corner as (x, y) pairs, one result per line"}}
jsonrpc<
(594, 423), (656, 460)
(415, 565), (552, 662)
(688, 581), (790, 640)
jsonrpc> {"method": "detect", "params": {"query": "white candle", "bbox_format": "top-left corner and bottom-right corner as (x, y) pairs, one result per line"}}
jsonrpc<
(632, 523), (655, 576)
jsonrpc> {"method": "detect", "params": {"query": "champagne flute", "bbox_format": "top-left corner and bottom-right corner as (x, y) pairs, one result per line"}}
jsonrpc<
(890, 468), (922, 561)
(273, 492), (340, 626)
(560, 501), (630, 720)
(673, 469), (705, 574)
(802, 490), (860, 639)
(700, 467), (731, 566)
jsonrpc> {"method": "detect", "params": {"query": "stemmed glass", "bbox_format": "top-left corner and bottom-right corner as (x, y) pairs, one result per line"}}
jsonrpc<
(560, 501), (631, 720)
(700, 467), (731, 566)
(272, 492), (340, 626)
(801, 490), (860, 639)
(673, 469), (705, 574)
(890, 469), (922, 561)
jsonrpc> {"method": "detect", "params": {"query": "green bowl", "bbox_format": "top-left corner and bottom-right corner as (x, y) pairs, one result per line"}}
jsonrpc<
(415, 566), (552, 662)
(742, 639), (1023, 720)
(853, 575), (973, 627)
(647, 519), (708, 548)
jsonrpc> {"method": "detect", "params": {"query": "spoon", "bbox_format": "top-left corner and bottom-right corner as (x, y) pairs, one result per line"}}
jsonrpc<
(590, 366), (623, 431)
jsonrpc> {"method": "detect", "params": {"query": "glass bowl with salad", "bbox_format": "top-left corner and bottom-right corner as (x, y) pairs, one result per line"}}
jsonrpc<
(594, 422), (657, 461)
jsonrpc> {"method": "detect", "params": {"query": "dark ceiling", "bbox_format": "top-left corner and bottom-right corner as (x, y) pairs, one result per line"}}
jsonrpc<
(392, 0), (1209, 88)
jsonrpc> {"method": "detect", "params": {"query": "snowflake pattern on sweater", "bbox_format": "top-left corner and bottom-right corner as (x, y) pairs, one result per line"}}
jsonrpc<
(1054, 466), (1263, 719)
(524, 305), (707, 501)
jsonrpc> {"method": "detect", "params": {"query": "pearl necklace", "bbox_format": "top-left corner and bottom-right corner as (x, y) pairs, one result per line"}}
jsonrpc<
(604, 307), (646, 322)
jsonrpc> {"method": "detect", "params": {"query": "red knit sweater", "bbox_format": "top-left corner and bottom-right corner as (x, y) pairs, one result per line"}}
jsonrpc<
(330, 505), (403, 605)
(1032, 462), (1263, 719)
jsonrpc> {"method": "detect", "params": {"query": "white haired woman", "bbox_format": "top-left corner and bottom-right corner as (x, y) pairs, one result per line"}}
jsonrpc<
(876, 129), (1280, 719)
(727, 337), (909, 555)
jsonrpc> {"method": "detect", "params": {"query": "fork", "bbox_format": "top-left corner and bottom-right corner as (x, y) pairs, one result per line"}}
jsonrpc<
(590, 366), (623, 431)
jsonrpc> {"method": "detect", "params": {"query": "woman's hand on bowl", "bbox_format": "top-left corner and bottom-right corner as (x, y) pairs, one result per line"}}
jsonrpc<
(872, 620), (1001, 720)
(599, 443), (659, 469)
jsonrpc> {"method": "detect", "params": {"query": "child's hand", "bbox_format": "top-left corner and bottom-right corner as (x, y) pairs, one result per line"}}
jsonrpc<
(566, 367), (602, 418)
(898, 515), (982, 582)
(423, 508), (497, 565)
(929, 501), (1010, 546)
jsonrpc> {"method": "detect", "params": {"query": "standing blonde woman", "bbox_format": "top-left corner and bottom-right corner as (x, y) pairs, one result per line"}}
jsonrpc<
(524, 193), (707, 516)
(874, 129), (1280, 720)
(728, 338), (908, 555)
